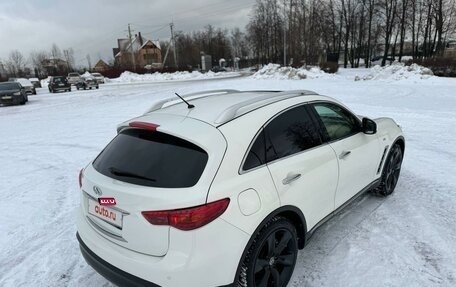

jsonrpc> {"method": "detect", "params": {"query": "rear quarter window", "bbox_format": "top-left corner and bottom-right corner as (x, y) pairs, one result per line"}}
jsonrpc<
(93, 129), (208, 188)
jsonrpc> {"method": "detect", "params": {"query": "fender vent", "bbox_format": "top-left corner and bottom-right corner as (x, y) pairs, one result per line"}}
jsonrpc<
(377, 145), (389, 174)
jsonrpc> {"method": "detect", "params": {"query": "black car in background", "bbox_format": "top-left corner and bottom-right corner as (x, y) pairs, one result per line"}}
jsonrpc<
(0, 82), (28, 106)
(76, 77), (99, 90)
(49, 76), (71, 93)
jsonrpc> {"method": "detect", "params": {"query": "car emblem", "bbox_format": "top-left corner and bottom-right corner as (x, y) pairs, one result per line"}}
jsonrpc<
(93, 186), (102, 196)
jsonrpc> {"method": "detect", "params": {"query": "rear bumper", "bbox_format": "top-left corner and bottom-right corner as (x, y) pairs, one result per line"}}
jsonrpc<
(0, 96), (21, 105)
(51, 86), (70, 91)
(77, 205), (248, 287)
(77, 232), (160, 287)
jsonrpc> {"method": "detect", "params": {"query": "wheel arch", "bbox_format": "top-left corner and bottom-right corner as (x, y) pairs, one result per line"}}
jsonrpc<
(233, 205), (307, 285)
(393, 136), (405, 157)
(380, 135), (405, 176)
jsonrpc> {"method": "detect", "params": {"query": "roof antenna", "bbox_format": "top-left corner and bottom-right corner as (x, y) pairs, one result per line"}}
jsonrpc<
(175, 93), (195, 109)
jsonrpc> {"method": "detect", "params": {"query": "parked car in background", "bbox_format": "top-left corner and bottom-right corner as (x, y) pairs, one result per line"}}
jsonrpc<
(76, 90), (404, 287)
(15, 78), (36, 95)
(67, 72), (82, 85)
(76, 77), (99, 90)
(49, 76), (71, 93)
(90, 73), (105, 84)
(211, 66), (227, 72)
(0, 82), (28, 105)
(29, 78), (42, 88)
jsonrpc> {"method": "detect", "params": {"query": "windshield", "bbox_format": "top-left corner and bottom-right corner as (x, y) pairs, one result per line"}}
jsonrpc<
(93, 128), (208, 188)
(0, 82), (20, 91)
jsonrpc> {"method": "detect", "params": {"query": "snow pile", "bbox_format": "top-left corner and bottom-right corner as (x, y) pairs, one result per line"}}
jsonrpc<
(40, 77), (50, 88)
(81, 71), (93, 79)
(355, 62), (434, 81)
(107, 70), (236, 83)
(252, 63), (332, 80)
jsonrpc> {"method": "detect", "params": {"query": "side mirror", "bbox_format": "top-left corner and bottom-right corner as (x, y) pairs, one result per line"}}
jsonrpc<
(362, 118), (377, 134)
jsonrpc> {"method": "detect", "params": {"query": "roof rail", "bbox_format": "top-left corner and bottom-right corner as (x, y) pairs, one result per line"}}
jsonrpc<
(214, 90), (317, 125)
(144, 89), (240, 114)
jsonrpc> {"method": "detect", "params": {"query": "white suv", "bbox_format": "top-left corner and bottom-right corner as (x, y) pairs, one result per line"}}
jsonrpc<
(77, 90), (404, 287)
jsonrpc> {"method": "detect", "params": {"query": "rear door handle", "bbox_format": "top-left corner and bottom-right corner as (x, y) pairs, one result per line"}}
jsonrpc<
(339, 150), (351, 159)
(282, 173), (301, 185)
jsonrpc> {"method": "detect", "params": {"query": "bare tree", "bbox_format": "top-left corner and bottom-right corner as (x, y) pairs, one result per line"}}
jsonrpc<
(63, 48), (75, 71)
(30, 50), (48, 78)
(50, 43), (62, 59)
(6, 50), (26, 77)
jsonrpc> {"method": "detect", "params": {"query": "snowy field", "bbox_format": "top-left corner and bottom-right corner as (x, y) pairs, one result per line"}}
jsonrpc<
(1, 69), (455, 286)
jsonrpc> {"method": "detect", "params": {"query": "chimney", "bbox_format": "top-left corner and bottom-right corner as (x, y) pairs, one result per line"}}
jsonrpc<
(138, 32), (143, 45)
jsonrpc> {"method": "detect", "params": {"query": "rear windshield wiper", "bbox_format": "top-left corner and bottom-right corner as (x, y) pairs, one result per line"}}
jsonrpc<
(108, 167), (156, 182)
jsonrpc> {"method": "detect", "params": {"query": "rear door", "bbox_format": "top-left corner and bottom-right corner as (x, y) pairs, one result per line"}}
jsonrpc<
(264, 104), (338, 230)
(80, 114), (226, 256)
(310, 102), (381, 208)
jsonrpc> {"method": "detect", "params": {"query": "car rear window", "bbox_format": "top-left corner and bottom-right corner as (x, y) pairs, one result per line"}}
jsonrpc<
(93, 128), (208, 188)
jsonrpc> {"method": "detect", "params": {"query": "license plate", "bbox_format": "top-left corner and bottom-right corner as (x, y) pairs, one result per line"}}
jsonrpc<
(88, 199), (123, 228)
(2, 96), (12, 100)
(59, 84), (64, 86)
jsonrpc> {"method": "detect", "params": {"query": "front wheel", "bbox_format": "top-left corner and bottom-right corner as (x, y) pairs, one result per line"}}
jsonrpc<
(373, 143), (403, 196)
(237, 217), (298, 287)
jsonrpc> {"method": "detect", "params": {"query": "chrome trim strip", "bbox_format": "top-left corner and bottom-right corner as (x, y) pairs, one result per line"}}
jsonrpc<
(238, 100), (365, 175)
(86, 216), (128, 242)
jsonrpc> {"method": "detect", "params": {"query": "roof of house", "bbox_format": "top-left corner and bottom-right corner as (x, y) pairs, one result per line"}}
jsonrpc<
(115, 34), (161, 57)
(94, 59), (110, 67)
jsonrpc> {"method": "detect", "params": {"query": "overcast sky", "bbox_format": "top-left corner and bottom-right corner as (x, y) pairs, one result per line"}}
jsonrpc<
(0, 0), (255, 67)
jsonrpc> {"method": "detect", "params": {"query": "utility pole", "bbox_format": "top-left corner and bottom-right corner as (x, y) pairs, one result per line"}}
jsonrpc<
(86, 54), (92, 71)
(128, 23), (136, 72)
(170, 22), (178, 68)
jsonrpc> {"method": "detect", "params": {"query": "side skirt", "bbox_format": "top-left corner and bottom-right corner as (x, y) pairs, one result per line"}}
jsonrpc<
(304, 179), (380, 244)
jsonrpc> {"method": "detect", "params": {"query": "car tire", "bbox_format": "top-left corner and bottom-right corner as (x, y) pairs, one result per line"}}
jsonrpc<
(20, 96), (26, 105)
(237, 217), (298, 287)
(96, 86), (99, 89)
(372, 143), (403, 196)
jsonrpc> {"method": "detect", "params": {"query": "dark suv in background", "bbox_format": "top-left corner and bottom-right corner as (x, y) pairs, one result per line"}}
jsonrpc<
(0, 82), (28, 106)
(48, 76), (71, 93)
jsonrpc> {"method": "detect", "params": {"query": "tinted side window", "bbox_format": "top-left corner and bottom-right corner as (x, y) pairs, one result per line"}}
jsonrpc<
(243, 130), (266, 171)
(312, 103), (361, 141)
(93, 129), (208, 188)
(264, 105), (322, 162)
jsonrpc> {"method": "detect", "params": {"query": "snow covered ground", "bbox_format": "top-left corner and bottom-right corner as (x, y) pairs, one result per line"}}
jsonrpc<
(1, 69), (455, 286)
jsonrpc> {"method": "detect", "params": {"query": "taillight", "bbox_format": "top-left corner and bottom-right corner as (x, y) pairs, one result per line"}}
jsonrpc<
(142, 198), (230, 231)
(78, 168), (84, 188)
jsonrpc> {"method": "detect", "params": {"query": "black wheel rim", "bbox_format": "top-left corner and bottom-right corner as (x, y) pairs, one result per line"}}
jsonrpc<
(253, 228), (296, 287)
(385, 146), (402, 193)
